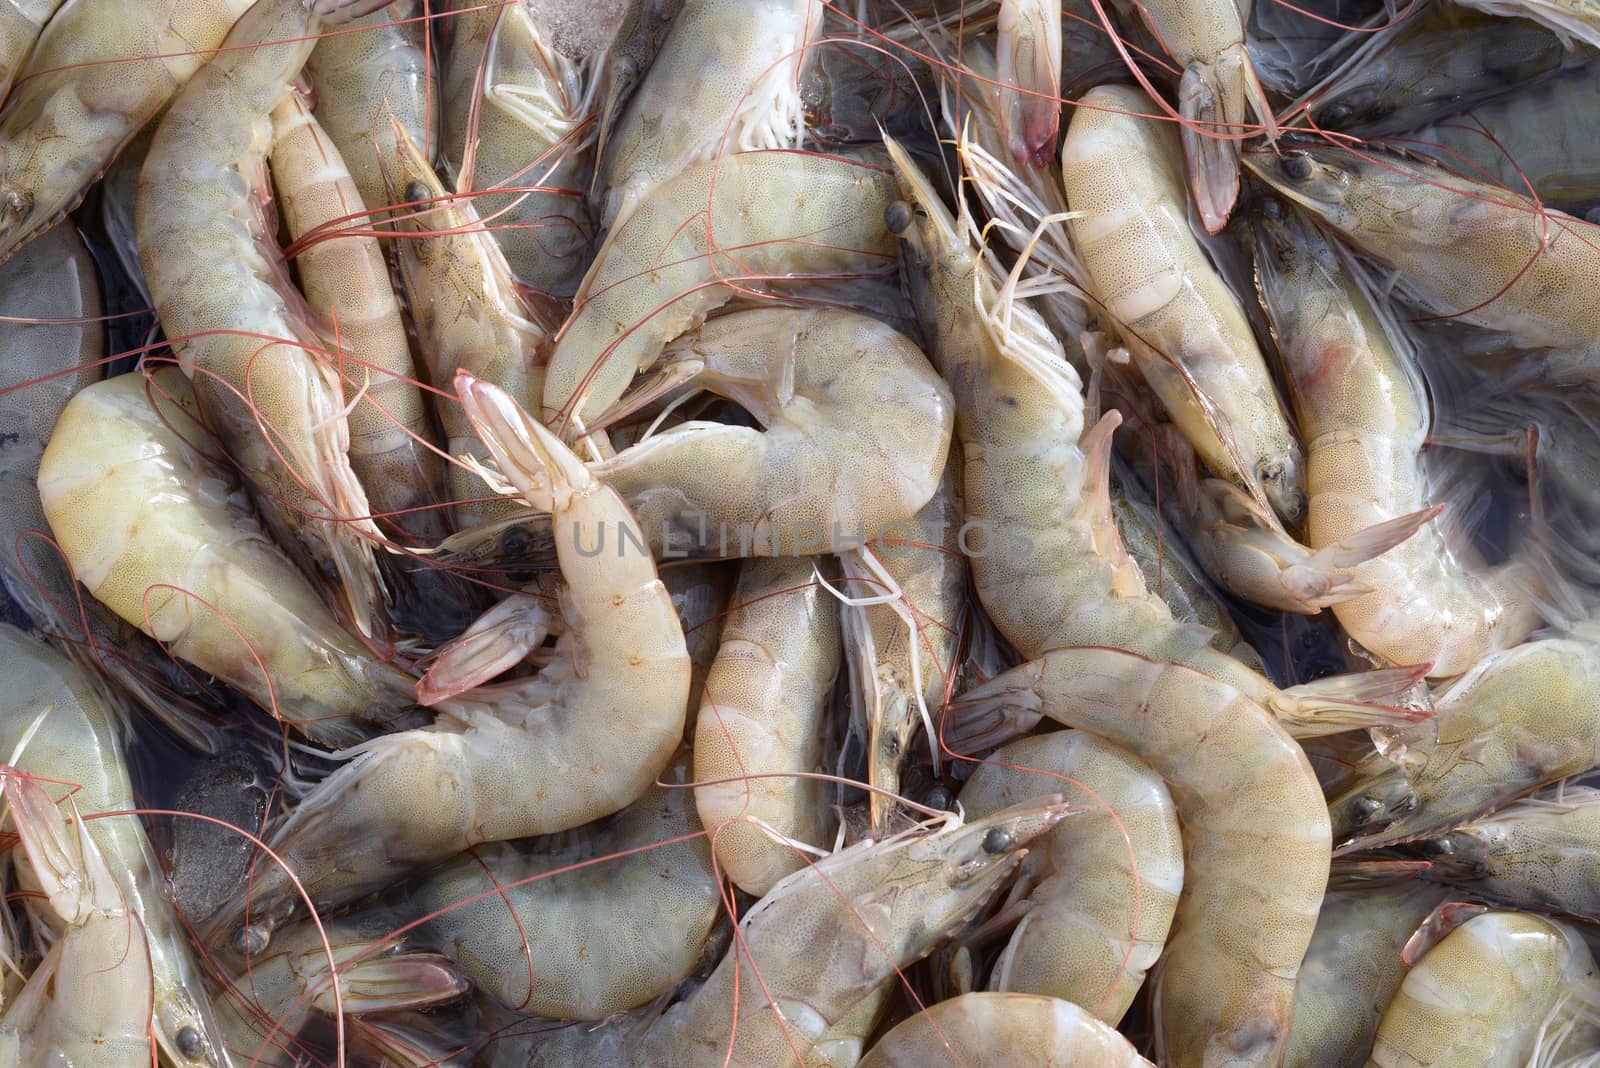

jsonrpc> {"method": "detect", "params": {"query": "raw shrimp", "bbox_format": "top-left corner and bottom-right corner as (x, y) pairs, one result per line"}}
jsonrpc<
(0, 625), (233, 1068)
(856, 993), (1153, 1067)
(0, 0), (61, 102)
(996, 0), (1062, 169)
(1248, 143), (1600, 387)
(599, 0), (822, 228)
(1328, 626), (1600, 852)
(889, 135), (1422, 736)
(0, 771), (151, 1065)
(224, 373), (690, 942)
(957, 730), (1183, 1025)
(417, 750), (720, 1019)
(136, 0), (396, 641)
(842, 463), (965, 836)
(0, 0), (252, 263)
(541, 149), (897, 445)
(1252, 196), (1543, 676)
(443, 0), (596, 296)
(1117, 0), (1275, 231)
(388, 123), (552, 534)
(695, 556), (839, 897)
(36, 369), (418, 747)
(524, 801), (1071, 1067)
(591, 307), (953, 557)
(1420, 786), (1600, 921)
(946, 647), (1331, 1067)
(305, 0), (434, 218)
(1062, 84), (1305, 524)
(1367, 908), (1600, 1067)
(1285, 880), (1450, 1068)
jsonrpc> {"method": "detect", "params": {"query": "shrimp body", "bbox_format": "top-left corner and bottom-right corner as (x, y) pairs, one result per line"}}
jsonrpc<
(948, 647), (1331, 1067)
(418, 751), (720, 1019)
(37, 370), (417, 748)
(695, 556), (840, 896)
(857, 993), (1153, 1067)
(0, 0), (61, 102)
(136, 0), (392, 640)
(542, 149), (896, 442)
(958, 731), (1183, 1024)
(1251, 198), (1541, 676)
(1062, 84), (1303, 523)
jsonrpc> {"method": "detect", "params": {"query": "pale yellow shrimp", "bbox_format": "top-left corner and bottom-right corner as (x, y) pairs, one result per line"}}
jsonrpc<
(0, 625), (233, 1068)
(857, 993), (1153, 1068)
(1368, 909), (1600, 1067)
(0, 771), (151, 1065)
(947, 647), (1331, 1067)
(222, 372), (690, 946)
(1117, 0), (1275, 231)
(1285, 881), (1450, 1068)
(0, 0), (62, 102)
(305, 0), (434, 219)
(1248, 144), (1600, 388)
(36, 369), (418, 748)
(888, 135), (1424, 738)
(542, 149), (897, 445)
(417, 750), (720, 1019)
(695, 556), (840, 897)
(137, 0), (396, 641)
(996, 0), (1062, 169)
(842, 462), (965, 837)
(0, 0), (253, 263)
(1062, 83), (1304, 523)
(388, 123), (552, 533)
(600, 0), (822, 228)
(525, 801), (1071, 1067)
(443, 0), (596, 296)
(1251, 197), (1544, 677)
(957, 730), (1182, 1025)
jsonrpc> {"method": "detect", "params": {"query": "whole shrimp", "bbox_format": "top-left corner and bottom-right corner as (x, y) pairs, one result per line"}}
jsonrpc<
(36, 369), (418, 748)
(137, 0), (395, 641)
(1251, 196), (1543, 677)
(0, 0), (253, 263)
(1062, 83), (1304, 524)
(417, 750), (720, 1020)
(522, 801), (1071, 1067)
(956, 730), (1183, 1025)
(695, 556), (840, 896)
(541, 149), (897, 446)
(856, 993), (1153, 1067)
(945, 647), (1332, 1067)
(599, 0), (822, 228)
(222, 373), (690, 944)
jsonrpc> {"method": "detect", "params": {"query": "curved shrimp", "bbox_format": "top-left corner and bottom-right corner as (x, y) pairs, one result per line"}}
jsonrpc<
(1251, 195), (1543, 677)
(541, 149), (897, 446)
(0, 625), (233, 1068)
(695, 556), (840, 897)
(956, 730), (1183, 1025)
(599, 0), (822, 229)
(0, 0), (252, 263)
(36, 369), (418, 748)
(857, 992), (1153, 1068)
(417, 750), (720, 1020)
(136, 0), (397, 642)
(222, 372), (690, 945)
(1062, 83), (1304, 524)
(1367, 908), (1600, 1067)
(946, 647), (1332, 1067)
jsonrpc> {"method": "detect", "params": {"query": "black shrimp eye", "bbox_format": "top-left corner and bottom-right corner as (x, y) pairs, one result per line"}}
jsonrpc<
(981, 827), (1015, 854)
(1282, 154), (1315, 182)
(1320, 102), (1353, 127)
(885, 200), (913, 235)
(1259, 196), (1286, 222)
(176, 1026), (205, 1059)
(501, 525), (531, 556)
(404, 181), (431, 206)
(922, 785), (955, 811)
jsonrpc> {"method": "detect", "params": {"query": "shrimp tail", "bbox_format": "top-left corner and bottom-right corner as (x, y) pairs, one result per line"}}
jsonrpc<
(997, 0), (1063, 169)
(1077, 409), (1147, 598)
(941, 663), (1047, 756)
(1179, 42), (1273, 233)
(1269, 663), (1434, 736)
(1280, 504), (1442, 608)
(325, 950), (470, 1013)
(457, 370), (595, 512)
(417, 591), (555, 705)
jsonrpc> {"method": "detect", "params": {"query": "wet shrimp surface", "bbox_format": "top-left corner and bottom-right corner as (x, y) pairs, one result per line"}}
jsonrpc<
(3, 0), (1600, 1065)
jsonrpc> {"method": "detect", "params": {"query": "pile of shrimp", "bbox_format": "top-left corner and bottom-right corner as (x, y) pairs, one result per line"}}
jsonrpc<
(3, 0), (1600, 1063)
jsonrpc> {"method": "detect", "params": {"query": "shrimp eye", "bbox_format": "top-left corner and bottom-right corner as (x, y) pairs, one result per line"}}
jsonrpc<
(1320, 102), (1353, 127)
(885, 201), (913, 235)
(981, 827), (1015, 854)
(1258, 196), (1286, 223)
(404, 181), (431, 206)
(176, 1026), (205, 1058)
(922, 785), (955, 811)
(1281, 155), (1314, 182)
(501, 525), (531, 556)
